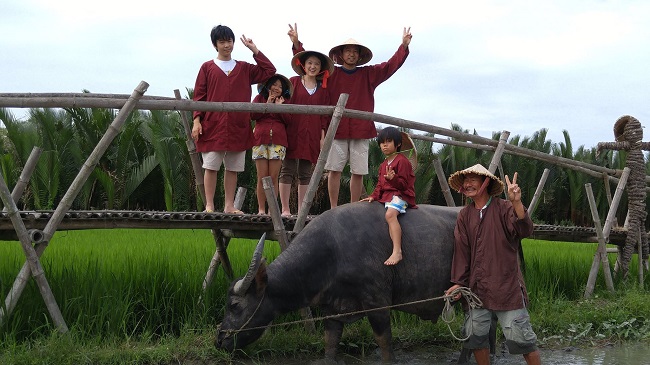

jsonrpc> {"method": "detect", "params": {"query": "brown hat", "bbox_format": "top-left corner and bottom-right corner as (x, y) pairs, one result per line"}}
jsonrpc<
(257, 74), (293, 100)
(448, 164), (504, 197)
(329, 38), (373, 66)
(400, 132), (418, 170)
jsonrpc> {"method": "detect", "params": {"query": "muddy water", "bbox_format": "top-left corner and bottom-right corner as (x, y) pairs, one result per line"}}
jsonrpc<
(254, 342), (650, 364)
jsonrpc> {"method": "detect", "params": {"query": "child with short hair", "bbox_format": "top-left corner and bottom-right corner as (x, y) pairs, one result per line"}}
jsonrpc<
(191, 25), (276, 213)
(360, 127), (416, 265)
(251, 74), (292, 215)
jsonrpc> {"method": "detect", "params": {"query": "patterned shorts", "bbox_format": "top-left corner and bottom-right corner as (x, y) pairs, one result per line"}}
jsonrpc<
(385, 195), (408, 214)
(252, 144), (286, 160)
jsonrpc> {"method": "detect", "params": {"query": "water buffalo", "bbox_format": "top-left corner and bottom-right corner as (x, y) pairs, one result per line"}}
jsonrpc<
(215, 202), (461, 361)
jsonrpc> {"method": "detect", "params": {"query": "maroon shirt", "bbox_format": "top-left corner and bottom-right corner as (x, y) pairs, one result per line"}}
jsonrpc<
(251, 94), (288, 147)
(284, 76), (331, 163)
(293, 44), (409, 140)
(192, 52), (276, 152)
(450, 198), (534, 311)
(370, 153), (416, 207)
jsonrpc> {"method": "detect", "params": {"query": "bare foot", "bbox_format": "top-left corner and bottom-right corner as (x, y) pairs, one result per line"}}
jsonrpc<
(384, 251), (402, 265)
(281, 210), (292, 217)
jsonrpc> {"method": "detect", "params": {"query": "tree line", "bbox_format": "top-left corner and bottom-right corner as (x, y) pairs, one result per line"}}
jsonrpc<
(1, 105), (648, 228)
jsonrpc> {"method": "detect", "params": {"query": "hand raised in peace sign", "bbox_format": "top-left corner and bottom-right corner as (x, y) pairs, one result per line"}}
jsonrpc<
(504, 172), (521, 203)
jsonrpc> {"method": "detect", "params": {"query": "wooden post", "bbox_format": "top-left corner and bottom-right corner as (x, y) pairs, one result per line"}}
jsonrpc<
(638, 230), (644, 287)
(528, 168), (549, 217)
(263, 176), (289, 251)
(1, 81), (148, 324)
(293, 93), (349, 234)
(602, 168), (630, 243)
(174, 89), (206, 205)
(603, 172), (613, 207)
(584, 183), (615, 298)
(488, 131), (510, 174)
(201, 187), (246, 292)
(2, 147), (43, 211)
(433, 157), (455, 207)
(0, 163), (68, 332)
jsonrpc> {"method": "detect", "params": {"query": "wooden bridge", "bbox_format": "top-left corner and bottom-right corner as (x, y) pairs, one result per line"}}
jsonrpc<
(0, 209), (629, 246)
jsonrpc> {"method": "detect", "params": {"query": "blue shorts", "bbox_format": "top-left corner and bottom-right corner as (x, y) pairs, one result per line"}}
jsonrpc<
(384, 195), (407, 214)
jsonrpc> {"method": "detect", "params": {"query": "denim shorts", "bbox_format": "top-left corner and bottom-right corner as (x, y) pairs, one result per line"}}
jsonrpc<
(462, 307), (538, 354)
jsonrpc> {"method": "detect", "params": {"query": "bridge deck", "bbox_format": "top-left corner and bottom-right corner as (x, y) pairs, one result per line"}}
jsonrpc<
(0, 210), (630, 245)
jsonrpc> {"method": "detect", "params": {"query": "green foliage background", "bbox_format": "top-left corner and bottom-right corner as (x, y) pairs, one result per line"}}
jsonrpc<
(2, 105), (648, 228)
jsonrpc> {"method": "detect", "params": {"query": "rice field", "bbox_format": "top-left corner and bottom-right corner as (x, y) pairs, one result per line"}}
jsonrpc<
(0, 230), (645, 350)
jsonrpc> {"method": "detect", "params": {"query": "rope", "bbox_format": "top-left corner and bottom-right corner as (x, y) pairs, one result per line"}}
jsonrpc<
(221, 286), (481, 343)
(440, 286), (483, 341)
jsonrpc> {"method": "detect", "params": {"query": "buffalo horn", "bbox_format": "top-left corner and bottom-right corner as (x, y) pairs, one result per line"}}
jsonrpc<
(233, 233), (266, 295)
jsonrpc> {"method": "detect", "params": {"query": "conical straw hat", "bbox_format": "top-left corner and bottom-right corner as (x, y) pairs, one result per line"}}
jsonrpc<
(328, 38), (373, 66)
(399, 132), (417, 170)
(448, 164), (504, 197)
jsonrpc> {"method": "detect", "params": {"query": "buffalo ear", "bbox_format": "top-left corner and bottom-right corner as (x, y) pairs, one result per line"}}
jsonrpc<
(233, 233), (266, 295)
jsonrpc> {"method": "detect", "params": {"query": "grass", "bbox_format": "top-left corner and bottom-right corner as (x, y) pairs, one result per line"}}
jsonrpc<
(1, 231), (649, 364)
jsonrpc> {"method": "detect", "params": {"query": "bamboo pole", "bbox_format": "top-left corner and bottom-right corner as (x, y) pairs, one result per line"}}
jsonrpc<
(433, 156), (455, 207)
(293, 93), (349, 234)
(4, 93), (643, 184)
(602, 168), (630, 243)
(638, 230), (644, 287)
(3, 147), (43, 211)
(263, 176), (289, 251)
(174, 89), (206, 205)
(488, 131), (510, 174)
(603, 172), (613, 207)
(584, 183), (615, 298)
(263, 178), (315, 332)
(202, 187), (246, 291)
(1, 81), (149, 323)
(528, 168), (550, 217)
(0, 168), (68, 332)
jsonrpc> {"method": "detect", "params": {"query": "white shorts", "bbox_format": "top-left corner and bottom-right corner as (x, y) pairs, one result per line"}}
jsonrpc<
(325, 139), (369, 175)
(385, 195), (408, 214)
(202, 151), (246, 172)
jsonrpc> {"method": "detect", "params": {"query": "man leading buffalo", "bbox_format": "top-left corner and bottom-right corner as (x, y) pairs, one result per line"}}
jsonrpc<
(445, 164), (542, 365)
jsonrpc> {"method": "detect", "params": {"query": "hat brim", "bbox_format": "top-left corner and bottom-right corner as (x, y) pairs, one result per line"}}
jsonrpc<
(329, 42), (373, 66)
(291, 50), (334, 78)
(448, 164), (504, 197)
(257, 74), (293, 100)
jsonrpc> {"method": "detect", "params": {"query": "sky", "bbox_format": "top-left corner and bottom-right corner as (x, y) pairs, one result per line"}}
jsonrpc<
(2, 0), (649, 150)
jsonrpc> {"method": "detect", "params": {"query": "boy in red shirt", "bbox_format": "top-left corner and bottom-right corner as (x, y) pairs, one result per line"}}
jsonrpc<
(360, 127), (416, 265)
(191, 25), (276, 213)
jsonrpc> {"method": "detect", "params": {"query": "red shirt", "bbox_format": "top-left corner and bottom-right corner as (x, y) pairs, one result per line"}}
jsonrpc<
(370, 153), (416, 207)
(192, 52), (276, 152)
(285, 76), (331, 163)
(294, 43), (409, 140)
(251, 94), (288, 147)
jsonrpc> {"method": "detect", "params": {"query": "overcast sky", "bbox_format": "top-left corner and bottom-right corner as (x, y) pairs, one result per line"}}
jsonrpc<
(2, 0), (649, 150)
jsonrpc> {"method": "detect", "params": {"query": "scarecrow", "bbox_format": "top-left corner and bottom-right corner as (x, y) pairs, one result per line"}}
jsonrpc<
(597, 115), (650, 277)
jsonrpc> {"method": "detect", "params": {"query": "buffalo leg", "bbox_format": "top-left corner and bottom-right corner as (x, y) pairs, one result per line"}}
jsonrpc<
(367, 310), (395, 362)
(323, 319), (344, 360)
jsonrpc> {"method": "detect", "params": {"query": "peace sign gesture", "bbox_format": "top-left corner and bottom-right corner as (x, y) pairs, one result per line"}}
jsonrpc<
(504, 172), (521, 203)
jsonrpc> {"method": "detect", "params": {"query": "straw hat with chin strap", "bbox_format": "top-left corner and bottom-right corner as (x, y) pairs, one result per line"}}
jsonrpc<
(329, 38), (373, 66)
(448, 164), (504, 197)
(291, 50), (334, 88)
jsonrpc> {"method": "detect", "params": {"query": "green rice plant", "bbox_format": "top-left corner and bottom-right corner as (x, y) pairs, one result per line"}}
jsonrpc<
(0, 229), (281, 343)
